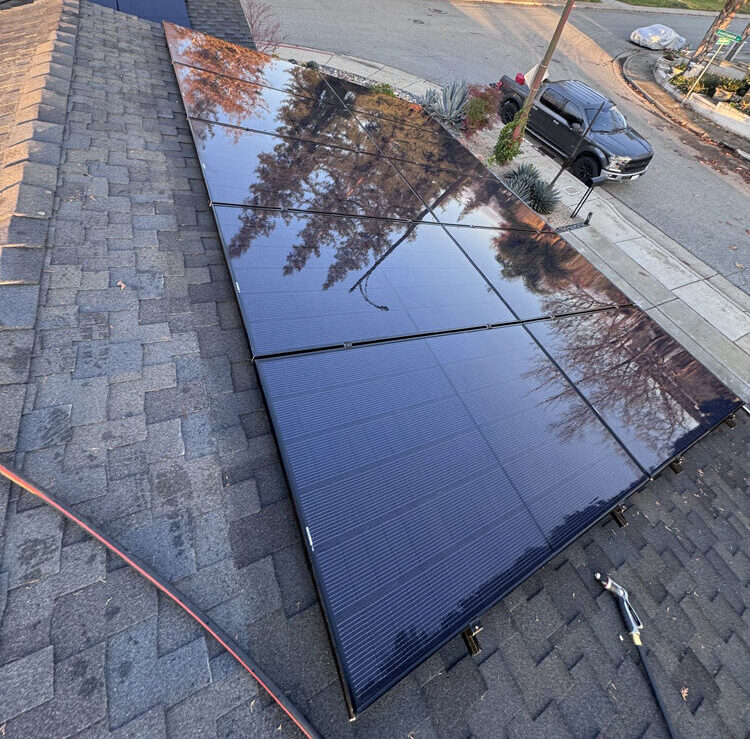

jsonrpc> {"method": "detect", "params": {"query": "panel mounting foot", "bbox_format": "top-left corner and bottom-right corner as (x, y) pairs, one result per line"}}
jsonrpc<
(670, 457), (684, 474)
(611, 504), (628, 527)
(725, 413), (737, 429)
(462, 623), (483, 656)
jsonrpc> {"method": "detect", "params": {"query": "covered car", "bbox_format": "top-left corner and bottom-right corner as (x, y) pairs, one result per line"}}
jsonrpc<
(630, 24), (686, 50)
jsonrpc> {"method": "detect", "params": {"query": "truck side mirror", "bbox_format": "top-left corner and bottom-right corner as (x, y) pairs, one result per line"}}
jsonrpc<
(571, 121), (583, 133)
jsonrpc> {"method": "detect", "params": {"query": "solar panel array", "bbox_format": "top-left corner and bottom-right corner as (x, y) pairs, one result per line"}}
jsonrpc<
(164, 22), (743, 716)
(91, 0), (191, 26)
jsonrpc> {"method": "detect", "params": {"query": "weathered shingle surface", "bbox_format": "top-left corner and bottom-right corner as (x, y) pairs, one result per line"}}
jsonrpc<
(185, 0), (255, 49)
(0, 1), (748, 737)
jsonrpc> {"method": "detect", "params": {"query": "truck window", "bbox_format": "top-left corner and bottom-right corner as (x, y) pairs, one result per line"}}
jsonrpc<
(562, 102), (584, 127)
(539, 89), (566, 117)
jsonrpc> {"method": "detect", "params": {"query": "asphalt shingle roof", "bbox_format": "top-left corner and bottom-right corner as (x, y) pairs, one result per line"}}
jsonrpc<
(0, 1), (748, 737)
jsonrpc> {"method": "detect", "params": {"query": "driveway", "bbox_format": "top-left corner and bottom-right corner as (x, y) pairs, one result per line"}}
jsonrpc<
(268, 0), (750, 293)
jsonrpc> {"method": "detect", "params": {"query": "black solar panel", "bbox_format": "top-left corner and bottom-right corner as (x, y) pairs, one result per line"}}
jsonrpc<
(165, 22), (744, 718)
(173, 64), (377, 152)
(165, 22), (321, 95)
(189, 120), (429, 218)
(119, 0), (190, 25)
(443, 223), (631, 319)
(213, 207), (515, 355)
(89, 0), (190, 24)
(527, 309), (741, 474)
(256, 326), (647, 709)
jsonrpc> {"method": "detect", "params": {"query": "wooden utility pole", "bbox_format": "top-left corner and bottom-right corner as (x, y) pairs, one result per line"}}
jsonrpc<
(690, 0), (748, 64)
(512, 0), (576, 143)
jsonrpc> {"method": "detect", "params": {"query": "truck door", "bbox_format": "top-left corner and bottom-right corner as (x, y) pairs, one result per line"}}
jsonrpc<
(555, 101), (585, 156)
(530, 87), (566, 150)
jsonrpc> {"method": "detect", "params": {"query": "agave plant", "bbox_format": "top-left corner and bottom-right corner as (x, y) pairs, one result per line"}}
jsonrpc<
(503, 171), (536, 202)
(527, 179), (560, 215)
(419, 81), (469, 126)
(502, 163), (560, 215)
(502, 163), (540, 202)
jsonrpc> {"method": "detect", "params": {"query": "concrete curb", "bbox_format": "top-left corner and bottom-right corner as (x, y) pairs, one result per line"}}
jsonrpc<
(619, 50), (750, 160)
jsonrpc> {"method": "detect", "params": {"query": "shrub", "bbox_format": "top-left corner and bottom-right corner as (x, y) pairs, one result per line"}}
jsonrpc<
(370, 82), (396, 96)
(670, 71), (750, 98)
(419, 82), (470, 126)
(464, 96), (491, 134)
(462, 84), (503, 136)
(502, 163), (560, 215)
(490, 113), (522, 165)
(305, 60), (319, 70)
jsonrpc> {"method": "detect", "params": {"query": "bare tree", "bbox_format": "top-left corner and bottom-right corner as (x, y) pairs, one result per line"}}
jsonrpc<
(690, 0), (748, 64)
(239, 0), (287, 55)
(725, 21), (750, 61)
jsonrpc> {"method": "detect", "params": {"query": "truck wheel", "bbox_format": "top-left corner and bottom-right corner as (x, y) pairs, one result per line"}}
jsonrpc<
(572, 155), (600, 186)
(500, 99), (519, 124)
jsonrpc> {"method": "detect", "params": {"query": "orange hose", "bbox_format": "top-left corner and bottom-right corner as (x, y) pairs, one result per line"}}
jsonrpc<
(0, 463), (321, 739)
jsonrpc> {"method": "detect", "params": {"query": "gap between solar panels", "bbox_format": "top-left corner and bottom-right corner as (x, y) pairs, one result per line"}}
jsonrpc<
(164, 21), (743, 720)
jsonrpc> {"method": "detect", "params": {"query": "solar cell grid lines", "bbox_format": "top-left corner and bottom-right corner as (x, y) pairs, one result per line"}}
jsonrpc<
(257, 327), (645, 705)
(164, 22), (743, 718)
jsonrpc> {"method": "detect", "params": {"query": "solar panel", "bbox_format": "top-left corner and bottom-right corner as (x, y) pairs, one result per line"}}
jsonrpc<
(190, 120), (428, 218)
(213, 207), (515, 355)
(119, 0), (190, 25)
(165, 22), (321, 95)
(352, 113), (489, 174)
(256, 326), (647, 711)
(393, 162), (552, 229)
(164, 22), (744, 720)
(323, 76), (436, 128)
(172, 65), (377, 151)
(527, 310), (741, 474)
(443, 223), (631, 319)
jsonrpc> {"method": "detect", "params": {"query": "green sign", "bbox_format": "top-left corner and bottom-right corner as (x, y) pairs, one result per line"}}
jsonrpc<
(716, 29), (743, 43)
(716, 38), (732, 45)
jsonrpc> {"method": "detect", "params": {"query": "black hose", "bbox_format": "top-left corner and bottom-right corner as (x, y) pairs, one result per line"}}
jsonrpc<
(0, 463), (322, 739)
(636, 644), (679, 739)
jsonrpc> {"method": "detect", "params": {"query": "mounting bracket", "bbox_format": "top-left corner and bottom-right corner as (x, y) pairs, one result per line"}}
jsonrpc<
(611, 504), (628, 527)
(462, 622), (484, 656)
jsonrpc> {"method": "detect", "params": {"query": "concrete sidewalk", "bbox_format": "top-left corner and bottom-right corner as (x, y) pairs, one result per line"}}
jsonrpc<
(277, 42), (750, 401)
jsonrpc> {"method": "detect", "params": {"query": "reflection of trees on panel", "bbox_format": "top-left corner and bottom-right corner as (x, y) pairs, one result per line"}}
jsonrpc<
(165, 21), (320, 93)
(525, 308), (733, 449)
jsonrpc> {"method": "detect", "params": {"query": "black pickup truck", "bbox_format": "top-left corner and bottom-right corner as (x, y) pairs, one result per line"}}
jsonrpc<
(498, 76), (653, 183)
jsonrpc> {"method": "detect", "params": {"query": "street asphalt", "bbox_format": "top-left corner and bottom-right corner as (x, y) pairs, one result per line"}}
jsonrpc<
(268, 0), (750, 293)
